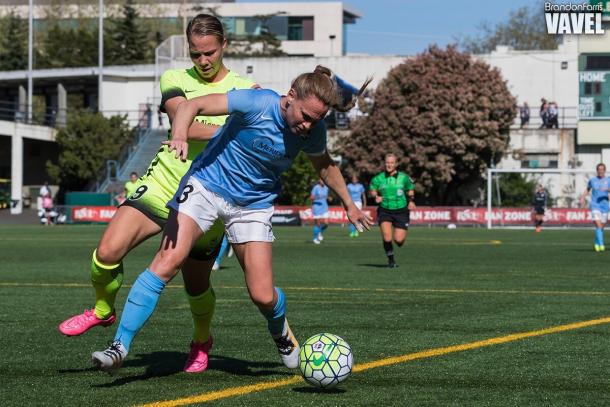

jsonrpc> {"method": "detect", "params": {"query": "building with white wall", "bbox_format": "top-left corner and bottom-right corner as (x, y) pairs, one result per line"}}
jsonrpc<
(1, 1), (361, 58)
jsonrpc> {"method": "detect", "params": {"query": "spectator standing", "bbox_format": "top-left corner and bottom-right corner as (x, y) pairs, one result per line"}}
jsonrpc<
(519, 102), (530, 128)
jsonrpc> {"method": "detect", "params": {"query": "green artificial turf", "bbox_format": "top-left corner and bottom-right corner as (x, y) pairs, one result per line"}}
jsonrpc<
(1, 225), (610, 406)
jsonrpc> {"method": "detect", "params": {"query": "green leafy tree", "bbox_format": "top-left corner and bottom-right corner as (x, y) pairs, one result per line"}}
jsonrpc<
(38, 23), (97, 68)
(0, 11), (27, 71)
(342, 46), (516, 205)
(105, 0), (151, 65)
(278, 151), (318, 205)
(493, 173), (552, 206)
(47, 111), (134, 191)
(458, 3), (560, 53)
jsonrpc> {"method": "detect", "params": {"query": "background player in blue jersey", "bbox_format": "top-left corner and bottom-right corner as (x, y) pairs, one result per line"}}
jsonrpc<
(580, 163), (610, 252)
(347, 174), (367, 237)
(91, 66), (373, 373)
(310, 179), (329, 244)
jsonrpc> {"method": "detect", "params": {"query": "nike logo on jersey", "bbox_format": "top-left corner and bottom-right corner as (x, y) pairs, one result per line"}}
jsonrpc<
(185, 89), (198, 93)
(260, 114), (273, 121)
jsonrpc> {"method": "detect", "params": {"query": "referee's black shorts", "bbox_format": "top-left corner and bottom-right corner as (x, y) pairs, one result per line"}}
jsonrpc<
(533, 206), (545, 215)
(377, 206), (410, 229)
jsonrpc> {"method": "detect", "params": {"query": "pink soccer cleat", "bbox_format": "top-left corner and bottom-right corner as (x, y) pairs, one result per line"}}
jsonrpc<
(183, 336), (213, 373)
(58, 308), (116, 336)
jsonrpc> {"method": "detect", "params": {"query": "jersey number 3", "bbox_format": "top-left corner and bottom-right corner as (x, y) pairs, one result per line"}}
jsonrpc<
(177, 184), (194, 203)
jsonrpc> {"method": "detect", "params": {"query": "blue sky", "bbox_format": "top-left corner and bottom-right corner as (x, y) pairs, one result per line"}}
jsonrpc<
(239, 0), (537, 55)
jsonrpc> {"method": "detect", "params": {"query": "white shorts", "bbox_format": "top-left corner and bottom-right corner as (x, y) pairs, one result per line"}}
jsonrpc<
(171, 177), (275, 244)
(313, 211), (329, 219)
(591, 210), (608, 223)
(354, 201), (363, 210)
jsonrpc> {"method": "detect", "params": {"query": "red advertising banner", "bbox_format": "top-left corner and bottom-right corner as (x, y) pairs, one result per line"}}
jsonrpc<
(71, 206), (117, 222)
(68, 205), (593, 226)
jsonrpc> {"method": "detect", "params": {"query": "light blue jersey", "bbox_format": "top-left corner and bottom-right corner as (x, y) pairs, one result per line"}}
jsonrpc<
(347, 182), (365, 204)
(186, 89), (327, 209)
(311, 184), (329, 216)
(587, 176), (610, 212)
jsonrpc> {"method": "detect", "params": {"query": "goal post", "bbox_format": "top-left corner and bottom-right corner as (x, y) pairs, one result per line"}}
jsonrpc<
(486, 168), (594, 229)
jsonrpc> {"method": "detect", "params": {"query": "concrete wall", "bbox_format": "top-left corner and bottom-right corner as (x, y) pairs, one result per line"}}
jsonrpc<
(475, 38), (579, 112)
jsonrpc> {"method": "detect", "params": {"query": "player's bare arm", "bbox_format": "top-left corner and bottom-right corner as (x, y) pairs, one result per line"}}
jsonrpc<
(308, 152), (373, 231)
(170, 93), (230, 160)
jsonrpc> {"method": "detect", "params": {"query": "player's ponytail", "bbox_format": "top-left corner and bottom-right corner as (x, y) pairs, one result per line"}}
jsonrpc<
(291, 65), (372, 113)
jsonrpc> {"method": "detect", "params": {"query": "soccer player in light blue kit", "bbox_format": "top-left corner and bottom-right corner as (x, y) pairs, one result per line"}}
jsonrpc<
(91, 66), (373, 373)
(580, 163), (610, 252)
(347, 174), (366, 237)
(310, 179), (329, 244)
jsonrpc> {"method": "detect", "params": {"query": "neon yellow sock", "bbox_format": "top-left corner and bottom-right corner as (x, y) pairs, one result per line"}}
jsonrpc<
(90, 249), (123, 319)
(187, 287), (216, 343)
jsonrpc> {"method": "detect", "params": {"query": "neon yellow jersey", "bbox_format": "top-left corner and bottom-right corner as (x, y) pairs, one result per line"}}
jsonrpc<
(124, 180), (138, 197)
(145, 68), (255, 196)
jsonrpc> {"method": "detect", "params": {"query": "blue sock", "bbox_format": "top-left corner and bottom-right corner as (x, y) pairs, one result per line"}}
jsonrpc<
(596, 228), (604, 246)
(349, 223), (356, 233)
(262, 287), (286, 336)
(114, 269), (166, 352)
(215, 236), (229, 265)
(313, 225), (320, 240)
(320, 224), (328, 233)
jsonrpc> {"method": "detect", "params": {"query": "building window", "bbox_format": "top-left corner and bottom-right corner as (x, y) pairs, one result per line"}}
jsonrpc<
(586, 55), (610, 70)
(521, 154), (559, 169)
(584, 82), (592, 95)
(595, 101), (602, 112)
(288, 17), (314, 40)
(594, 82), (602, 94)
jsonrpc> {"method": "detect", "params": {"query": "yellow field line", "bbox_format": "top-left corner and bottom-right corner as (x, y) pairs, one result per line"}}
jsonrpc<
(138, 316), (610, 407)
(2, 282), (610, 297)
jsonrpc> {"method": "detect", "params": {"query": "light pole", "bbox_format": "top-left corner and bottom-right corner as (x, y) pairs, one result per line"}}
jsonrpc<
(27, 0), (33, 122)
(98, 0), (104, 112)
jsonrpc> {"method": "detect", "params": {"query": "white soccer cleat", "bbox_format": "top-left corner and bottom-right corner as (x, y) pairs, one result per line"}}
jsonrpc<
(212, 261), (220, 270)
(92, 340), (128, 373)
(317, 233), (324, 241)
(272, 321), (300, 369)
(312, 238), (321, 245)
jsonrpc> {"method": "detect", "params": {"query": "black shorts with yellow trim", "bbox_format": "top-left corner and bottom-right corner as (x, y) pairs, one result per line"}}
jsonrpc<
(119, 184), (223, 261)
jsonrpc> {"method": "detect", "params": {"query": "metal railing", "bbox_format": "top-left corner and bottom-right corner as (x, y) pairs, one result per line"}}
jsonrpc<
(512, 106), (577, 129)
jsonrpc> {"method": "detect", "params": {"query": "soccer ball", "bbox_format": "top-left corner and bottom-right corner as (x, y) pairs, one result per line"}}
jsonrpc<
(298, 333), (353, 389)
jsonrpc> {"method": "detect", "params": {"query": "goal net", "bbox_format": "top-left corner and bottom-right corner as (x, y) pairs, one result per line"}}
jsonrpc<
(485, 168), (594, 229)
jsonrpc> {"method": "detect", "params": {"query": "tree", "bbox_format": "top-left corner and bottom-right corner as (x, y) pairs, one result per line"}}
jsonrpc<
(493, 173), (552, 207)
(278, 151), (317, 205)
(341, 45), (516, 205)
(0, 12), (27, 71)
(47, 111), (134, 191)
(458, 4), (560, 54)
(105, 0), (151, 65)
(38, 23), (98, 68)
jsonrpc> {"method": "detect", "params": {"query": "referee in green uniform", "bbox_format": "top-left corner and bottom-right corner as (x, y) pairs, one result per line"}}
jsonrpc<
(369, 153), (416, 268)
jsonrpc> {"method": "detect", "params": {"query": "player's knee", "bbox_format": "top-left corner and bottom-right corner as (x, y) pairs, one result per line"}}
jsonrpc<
(250, 290), (275, 311)
(95, 242), (122, 265)
(151, 251), (183, 280)
(395, 238), (405, 247)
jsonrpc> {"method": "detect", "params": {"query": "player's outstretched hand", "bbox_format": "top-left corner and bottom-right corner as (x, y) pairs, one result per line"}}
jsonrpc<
(162, 138), (189, 161)
(347, 205), (373, 233)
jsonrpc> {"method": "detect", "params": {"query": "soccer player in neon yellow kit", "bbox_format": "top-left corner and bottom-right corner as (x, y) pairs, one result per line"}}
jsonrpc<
(59, 14), (257, 373)
(124, 172), (139, 198)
